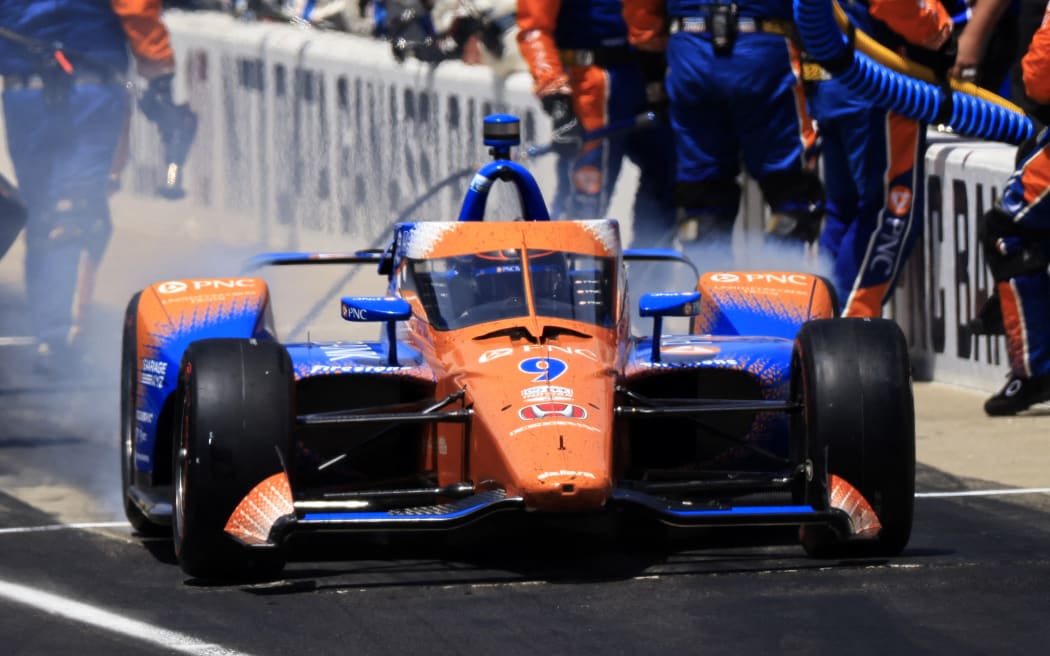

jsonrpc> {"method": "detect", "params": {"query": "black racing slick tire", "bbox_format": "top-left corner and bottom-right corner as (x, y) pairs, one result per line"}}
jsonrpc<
(172, 338), (293, 580)
(120, 291), (167, 536)
(790, 318), (915, 558)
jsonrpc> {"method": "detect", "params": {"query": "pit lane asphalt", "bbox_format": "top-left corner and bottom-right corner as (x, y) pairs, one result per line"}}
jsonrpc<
(2, 195), (1050, 655)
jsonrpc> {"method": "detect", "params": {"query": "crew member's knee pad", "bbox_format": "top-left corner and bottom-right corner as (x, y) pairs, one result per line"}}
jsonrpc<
(0, 172), (27, 260)
(979, 206), (1049, 282)
(758, 171), (826, 243)
(757, 170), (825, 211)
(27, 193), (112, 261)
(676, 211), (735, 244)
(673, 180), (740, 243)
(1014, 124), (1046, 168)
(674, 179), (741, 216)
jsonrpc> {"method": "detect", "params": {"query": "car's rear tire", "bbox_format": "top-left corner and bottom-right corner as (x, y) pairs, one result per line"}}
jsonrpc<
(120, 292), (167, 536)
(790, 318), (915, 557)
(172, 338), (293, 579)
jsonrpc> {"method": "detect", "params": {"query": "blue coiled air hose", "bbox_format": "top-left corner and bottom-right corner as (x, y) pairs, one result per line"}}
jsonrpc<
(793, 0), (1034, 144)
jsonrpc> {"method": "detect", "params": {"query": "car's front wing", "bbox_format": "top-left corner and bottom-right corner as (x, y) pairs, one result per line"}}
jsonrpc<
(224, 475), (854, 550)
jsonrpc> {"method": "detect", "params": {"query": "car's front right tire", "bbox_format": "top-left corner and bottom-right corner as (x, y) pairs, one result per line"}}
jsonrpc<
(791, 318), (916, 558)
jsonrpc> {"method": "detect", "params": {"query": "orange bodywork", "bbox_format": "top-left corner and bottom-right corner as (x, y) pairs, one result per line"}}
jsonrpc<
(692, 271), (838, 334)
(135, 277), (270, 356)
(399, 220), (624, 511)
(131, 277), (272, 444)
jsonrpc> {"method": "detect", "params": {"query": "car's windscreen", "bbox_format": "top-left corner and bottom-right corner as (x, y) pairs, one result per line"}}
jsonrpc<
(404, 249), (616, 330)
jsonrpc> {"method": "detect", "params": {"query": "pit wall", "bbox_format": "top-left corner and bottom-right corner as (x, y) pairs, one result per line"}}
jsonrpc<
(137, 10), (1017, 392)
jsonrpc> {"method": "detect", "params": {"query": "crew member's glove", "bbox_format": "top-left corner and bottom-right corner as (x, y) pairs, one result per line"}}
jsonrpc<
(978, 205), (1049, 282)
(139, 74), (179, 133)
(911, 31), (958, 82)
(392, 34), (463, 63)
(542, 93), (584, 157)
(478, 17), (506, 58)
(636, 50), (669, 120)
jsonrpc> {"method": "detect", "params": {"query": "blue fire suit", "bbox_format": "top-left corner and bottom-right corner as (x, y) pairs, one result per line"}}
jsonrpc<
(624, 0), (823, 246)
(807, 0), (952, 317)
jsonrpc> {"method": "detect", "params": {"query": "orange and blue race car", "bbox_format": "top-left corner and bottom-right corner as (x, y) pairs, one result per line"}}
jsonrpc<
(120, 114), (916, 579)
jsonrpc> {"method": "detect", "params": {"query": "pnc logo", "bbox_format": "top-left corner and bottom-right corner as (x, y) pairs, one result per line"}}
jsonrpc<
(157, 279), (257, 294)
(888, 186), (912, 215)
(709, 273), (740, 283)
(157, 281), (187, 294)
(572, 166), (602, 195)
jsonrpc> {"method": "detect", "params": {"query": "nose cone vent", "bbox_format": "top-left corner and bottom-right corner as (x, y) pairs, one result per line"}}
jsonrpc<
(525, 471), (611, 511)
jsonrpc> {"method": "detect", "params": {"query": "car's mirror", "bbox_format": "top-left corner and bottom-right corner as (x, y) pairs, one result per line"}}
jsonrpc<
(639, 291), (702, 318)
(638, 291), (701, 363)
(340, 296), (412, 366)
(340, 296), (412, 322)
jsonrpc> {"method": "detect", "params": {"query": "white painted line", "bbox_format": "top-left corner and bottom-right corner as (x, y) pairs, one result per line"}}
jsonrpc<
(0, 521), (129, 536)
(0, 336), (35, 346)
(0, 579), (254, 655)
(916, 487), (1050, 498)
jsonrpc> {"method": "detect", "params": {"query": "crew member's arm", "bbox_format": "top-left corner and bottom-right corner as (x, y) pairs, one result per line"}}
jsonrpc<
(869, 0), (953, 50)
(111, 0), (175, 79)
(516, 0), (569, 96)
(623, 0), (668, 52)
(951, 0), (1012, 78)
(1022, 7), (1050, 104)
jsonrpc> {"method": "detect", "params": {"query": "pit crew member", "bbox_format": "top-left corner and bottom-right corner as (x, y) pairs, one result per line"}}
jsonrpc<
(517, 0), (678, 248)
(623, 0), (823, 250)
(0, 0), (179, 371)
(979, 3), (1050, 415)
(807, 0), (954, 317)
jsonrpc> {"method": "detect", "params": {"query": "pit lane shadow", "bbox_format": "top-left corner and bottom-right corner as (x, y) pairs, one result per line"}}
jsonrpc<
(179, 513), (954, 594)
(138, 461), (1050, 593)
(186, 518), (815, 592)
(138, 533), (179, 566)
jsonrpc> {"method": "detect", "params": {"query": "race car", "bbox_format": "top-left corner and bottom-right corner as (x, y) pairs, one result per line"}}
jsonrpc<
(120, 114), (916, 579)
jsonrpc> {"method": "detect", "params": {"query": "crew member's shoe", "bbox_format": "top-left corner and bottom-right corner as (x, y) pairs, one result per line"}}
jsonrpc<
(33, 341), (57, 376)
(968, 293), (1005, 336)
(984, 371), (1050, 416)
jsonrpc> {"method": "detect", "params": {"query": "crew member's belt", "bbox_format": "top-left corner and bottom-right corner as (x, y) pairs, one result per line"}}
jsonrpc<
(670, 16), (793, 37)
(2, 71), (114, 91)
(800, 61), (832, 81)
(560, 48), (635, 67)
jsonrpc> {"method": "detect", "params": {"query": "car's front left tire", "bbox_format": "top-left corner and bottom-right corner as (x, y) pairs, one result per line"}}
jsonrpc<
(172, 338), (293, 580)
(120, 291), (168, 536)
